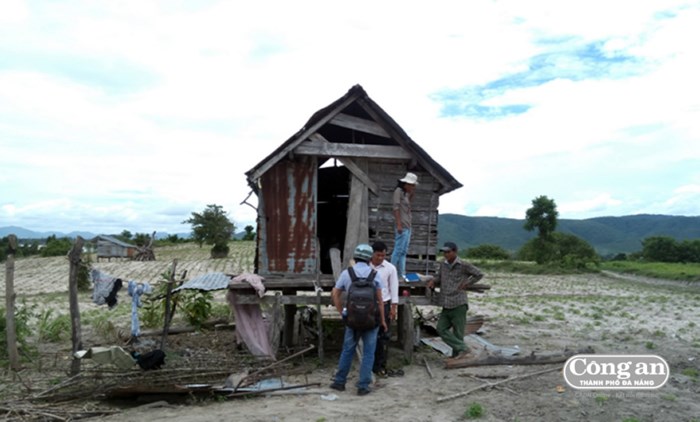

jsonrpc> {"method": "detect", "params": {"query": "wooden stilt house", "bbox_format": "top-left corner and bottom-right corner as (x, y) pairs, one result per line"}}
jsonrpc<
(245, 84), (462, 277)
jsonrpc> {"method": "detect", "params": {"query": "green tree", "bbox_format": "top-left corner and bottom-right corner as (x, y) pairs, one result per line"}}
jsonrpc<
(518, 232), (599, 268)
(242, 225), (256, 241)
(641, 236), (680, 262)
(183, 204), (235, 258)
(133, 232), (151, 247)
(40, 235), (72, 257)
(524, 195), (559, 240)
(679, 239), (700, 263)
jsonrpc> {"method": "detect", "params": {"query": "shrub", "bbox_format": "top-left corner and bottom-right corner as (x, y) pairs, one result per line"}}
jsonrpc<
(37, 309), (71, 342)
(0, 302), (38, 362)
(465, 244), (511, 260)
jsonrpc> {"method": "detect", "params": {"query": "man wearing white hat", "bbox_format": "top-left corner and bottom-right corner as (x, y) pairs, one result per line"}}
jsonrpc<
(391, 172), (418, 280)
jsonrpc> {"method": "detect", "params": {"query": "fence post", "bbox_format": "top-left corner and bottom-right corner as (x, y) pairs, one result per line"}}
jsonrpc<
(160, 259), (178, 350)
(68, 236), (85, 375)
(4, 234), (20, 374)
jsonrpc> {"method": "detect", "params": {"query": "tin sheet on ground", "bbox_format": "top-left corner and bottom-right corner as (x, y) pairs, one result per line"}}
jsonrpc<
(421, 334), (520, 357)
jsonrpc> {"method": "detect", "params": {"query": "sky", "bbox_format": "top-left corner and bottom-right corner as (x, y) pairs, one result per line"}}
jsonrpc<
(1, 0), (699, 236)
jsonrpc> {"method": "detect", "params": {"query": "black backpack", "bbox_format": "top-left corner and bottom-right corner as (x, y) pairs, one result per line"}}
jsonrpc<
(345, 267), (379, 331)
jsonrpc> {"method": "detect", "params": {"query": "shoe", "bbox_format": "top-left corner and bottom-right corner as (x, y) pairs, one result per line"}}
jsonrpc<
(357, 387), (371, 396)
(373, 368), (388, 377)
(451, 350), (475, 361)
(387, 369), (404, 377)
(329, 383), (345, 392)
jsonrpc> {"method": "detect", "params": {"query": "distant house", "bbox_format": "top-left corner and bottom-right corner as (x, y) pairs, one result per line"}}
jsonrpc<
(92, 235), (136, 261)
(245, 84), (462, 276)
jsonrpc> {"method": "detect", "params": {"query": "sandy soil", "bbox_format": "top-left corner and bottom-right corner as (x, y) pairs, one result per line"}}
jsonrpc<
(2, 257), (700, 422)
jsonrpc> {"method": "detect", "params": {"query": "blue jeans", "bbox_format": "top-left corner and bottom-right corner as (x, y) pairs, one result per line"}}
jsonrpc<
(333, 325), (379, 390)
(391, 227), (411, 278)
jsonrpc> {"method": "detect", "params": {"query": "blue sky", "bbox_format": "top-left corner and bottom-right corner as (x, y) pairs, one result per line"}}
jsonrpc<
(1, 0), (699, 235)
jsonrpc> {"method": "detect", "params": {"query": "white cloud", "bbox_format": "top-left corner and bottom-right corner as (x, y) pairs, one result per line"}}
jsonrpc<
(1, 0), (699, 235)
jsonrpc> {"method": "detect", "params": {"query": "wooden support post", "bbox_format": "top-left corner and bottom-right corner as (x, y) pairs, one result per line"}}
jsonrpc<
(282, 287), (296, 348)
(68, 236), (85, 375)
(316, 286), (324, 364)
(4, 235), (20, 374)
(269, 292), (282, 357)
(160, 259), (178, 350)
(283, 304), (296, 348)
(400, 301), (414, 363)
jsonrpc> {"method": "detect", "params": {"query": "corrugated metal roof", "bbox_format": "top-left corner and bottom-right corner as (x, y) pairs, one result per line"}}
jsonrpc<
(94, 235), (135, 248)
(172, 272), (232, 292)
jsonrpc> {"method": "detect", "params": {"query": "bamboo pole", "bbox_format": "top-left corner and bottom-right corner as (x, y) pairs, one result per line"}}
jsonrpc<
(436, 366), (562, 403)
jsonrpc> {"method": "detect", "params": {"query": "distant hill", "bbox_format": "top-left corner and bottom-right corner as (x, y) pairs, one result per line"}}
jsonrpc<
(0, 227), (191, 241)
(0, 226), (98, 240)
(4, 213), (699, 256)
(438, 214), (700, 256)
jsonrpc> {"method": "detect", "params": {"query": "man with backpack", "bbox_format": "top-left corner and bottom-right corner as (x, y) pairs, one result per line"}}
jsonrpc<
(330, 244), (387, 396)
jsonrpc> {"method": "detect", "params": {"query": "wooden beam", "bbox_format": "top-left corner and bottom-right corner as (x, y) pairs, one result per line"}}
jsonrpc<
(228, 294), (432, 306)
(247, 92), (361, 182)
(330, 113), (390, 137)
(444, 346), (595, 370)
(296, 135), (410, 160)
(340, 157), (378, 196)
(307, 134), (379, 195)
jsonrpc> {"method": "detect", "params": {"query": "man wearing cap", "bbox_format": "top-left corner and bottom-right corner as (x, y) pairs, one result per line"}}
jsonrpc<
(330, 244), (387, 396)
(427, 241), (484, 361)
(391, 172), (418, 280)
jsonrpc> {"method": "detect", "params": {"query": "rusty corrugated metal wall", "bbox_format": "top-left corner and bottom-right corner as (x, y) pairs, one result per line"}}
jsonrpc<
(258, 157), (317, 274)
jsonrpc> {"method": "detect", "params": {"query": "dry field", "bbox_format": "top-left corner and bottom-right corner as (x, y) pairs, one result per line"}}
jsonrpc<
(2, 242), (700, 421)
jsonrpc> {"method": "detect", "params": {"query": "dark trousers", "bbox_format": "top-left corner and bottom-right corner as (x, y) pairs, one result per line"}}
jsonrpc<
(373, 301), (391, 372)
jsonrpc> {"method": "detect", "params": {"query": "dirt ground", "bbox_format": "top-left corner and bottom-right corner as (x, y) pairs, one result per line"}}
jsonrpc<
(2, 265), (700, 422)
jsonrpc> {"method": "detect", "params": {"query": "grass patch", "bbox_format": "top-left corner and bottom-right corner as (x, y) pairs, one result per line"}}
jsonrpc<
(601, 261), (700, 282)
(463, 402), (484, 419)
(471, 260), (597, 275)
(681, 368), (698, 380)
(594, 395), (609, 406)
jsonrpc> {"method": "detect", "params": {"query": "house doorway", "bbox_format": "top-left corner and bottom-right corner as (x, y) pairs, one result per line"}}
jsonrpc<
(317, 162), (350, 274)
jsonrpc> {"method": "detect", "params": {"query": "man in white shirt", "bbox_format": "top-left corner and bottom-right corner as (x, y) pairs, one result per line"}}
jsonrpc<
(370, 241), (399, 376)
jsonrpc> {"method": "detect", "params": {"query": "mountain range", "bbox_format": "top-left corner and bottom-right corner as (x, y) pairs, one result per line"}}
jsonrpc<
(0, 226), (191, 241)
(2, 213), (699, 256)
(437, 213), (700, 256)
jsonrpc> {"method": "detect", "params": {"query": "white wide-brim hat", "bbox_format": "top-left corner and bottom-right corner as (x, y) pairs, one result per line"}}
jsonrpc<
(399, 172), (418, 185)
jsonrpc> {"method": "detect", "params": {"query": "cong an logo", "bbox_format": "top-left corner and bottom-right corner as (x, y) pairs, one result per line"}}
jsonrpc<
(563, 354), (669, 389)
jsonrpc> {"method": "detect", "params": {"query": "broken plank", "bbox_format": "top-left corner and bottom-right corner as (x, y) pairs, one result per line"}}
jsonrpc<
(444, 346), (594, 369)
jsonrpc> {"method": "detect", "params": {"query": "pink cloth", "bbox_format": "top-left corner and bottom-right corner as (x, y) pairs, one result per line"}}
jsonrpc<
(227, 273), (275, 359)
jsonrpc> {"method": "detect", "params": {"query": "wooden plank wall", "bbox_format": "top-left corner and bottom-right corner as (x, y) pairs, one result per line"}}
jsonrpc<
(367, 161), (441, 275)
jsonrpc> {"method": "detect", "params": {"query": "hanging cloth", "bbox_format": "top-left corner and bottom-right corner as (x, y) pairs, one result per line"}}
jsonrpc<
(128, 280), (152, 337)
(91, 269), (123, 309)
